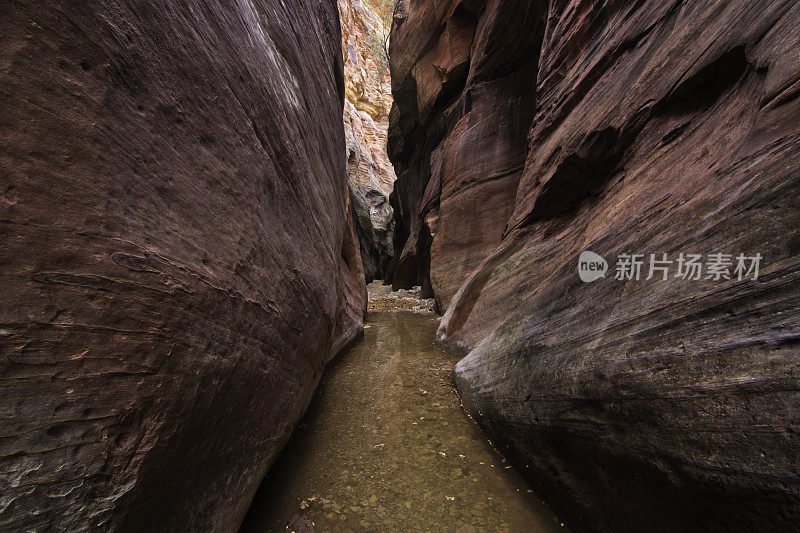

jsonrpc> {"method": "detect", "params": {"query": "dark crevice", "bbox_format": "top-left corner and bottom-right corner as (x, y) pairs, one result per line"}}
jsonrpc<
(654, 45), (750, 117)
(522, 104), (651, 226)
(517, 45), (752, 231)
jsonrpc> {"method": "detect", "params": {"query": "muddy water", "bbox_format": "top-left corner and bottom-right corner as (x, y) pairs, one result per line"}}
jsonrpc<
(241, 307), (563, 532)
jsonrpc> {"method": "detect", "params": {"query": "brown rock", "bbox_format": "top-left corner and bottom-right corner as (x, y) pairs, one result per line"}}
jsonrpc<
(286, 514), (315, 533)
(386, 0), (542, 305)
(0, 0), (361, 530)
(388, 0), (800, 530)
(333, 192), (368, 358)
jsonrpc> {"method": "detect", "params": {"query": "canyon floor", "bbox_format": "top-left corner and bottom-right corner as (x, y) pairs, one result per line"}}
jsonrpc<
(240, 284), (563, 532)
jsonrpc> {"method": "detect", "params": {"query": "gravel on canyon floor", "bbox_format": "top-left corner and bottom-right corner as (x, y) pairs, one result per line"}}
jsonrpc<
(366, 282), (438, 313)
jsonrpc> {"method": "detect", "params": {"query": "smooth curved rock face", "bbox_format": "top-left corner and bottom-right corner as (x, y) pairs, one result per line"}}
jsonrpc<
(389, 0), (800, 530)
(0, 1), (362, 530)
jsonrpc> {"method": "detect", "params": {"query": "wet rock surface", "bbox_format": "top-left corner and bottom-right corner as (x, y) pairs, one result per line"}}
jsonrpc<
(387, 0), (800, 531)
(0, 1), (361, 530)
(240, 290), (563, 532)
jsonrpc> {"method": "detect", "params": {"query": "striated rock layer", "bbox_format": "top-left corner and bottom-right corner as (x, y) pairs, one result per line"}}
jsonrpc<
(0, 0), (364, 530)
(386, 0), (543, 306)
(338, 0), (397, 281)
(387, 0), (800, 530)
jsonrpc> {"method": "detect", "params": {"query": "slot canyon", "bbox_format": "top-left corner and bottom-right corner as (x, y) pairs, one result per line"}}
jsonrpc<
(1, 0), (798, 532)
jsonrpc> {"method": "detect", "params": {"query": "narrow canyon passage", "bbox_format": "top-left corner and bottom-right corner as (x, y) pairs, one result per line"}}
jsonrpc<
(3, 1), (798, 530)
(240, 285), (563, 532)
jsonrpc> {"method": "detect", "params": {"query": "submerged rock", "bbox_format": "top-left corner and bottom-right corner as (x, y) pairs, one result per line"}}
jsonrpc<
(0, 0), (362, 530)
(387, 0), (800, 531)
(286, 514), (315, 533)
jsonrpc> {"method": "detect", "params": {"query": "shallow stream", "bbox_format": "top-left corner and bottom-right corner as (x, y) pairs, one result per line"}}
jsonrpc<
(241, 287), (563, 532)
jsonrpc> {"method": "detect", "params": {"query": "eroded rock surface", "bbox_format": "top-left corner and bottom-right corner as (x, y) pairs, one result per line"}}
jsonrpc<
(0, 1), (363, 530)
(339, 0), (397, 281)
(388, 0), (800, 530)
(386, 0), (542, 307)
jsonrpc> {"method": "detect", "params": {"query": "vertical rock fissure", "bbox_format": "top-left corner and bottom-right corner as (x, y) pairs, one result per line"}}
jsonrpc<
(385, 0), (548, 308)
(338, 0), (399, 284)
